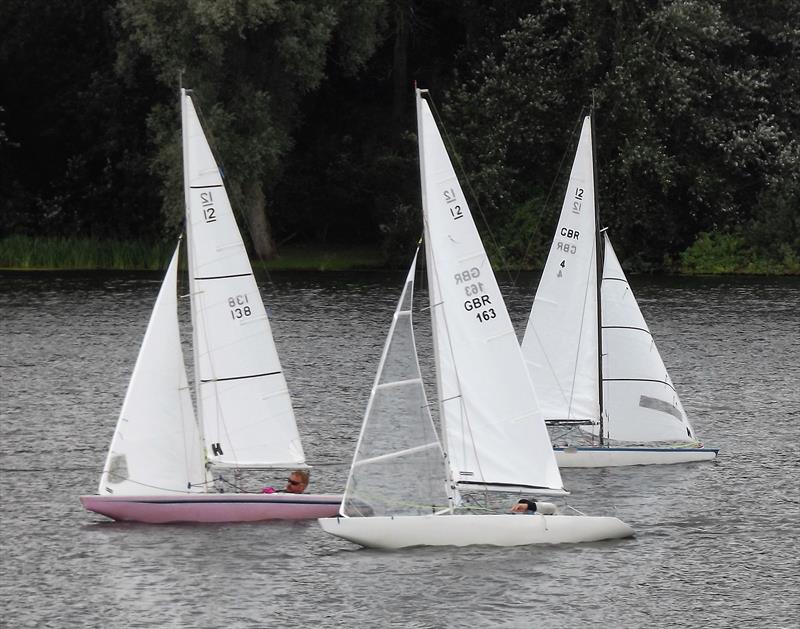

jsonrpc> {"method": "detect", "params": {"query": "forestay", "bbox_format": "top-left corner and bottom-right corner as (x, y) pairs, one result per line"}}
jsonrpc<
(181, 90), (305, 469)
(601, 235), (696, 443)
(416, 91), (565, 495)
(340, 253), (452, 517)
(521, 116), (600, 424)
(99, 245), (208, 495)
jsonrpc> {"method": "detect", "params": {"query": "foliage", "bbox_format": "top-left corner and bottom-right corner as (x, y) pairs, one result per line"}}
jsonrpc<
(680, 231), (800, 275)
(0, 0), (162, 240)
(115, 0), (387, 256)
(1, 0), (798, 272)
(445, 0), (800, 271)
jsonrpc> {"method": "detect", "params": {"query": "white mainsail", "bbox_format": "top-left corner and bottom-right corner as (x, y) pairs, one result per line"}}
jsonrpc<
(521, 116), (600, 424)
(98, 245), (208, 495)
(601, 235), (696, 442)
(416, 91), (565, 495)
(522, 115), (699, 446)
(181, 89), (305, 469)
(340, 252), (452, 517)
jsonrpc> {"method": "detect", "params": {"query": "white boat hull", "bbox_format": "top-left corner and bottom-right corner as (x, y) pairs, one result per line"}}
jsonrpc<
(318, 513), (634, 549)
(555, 446), (719, 468)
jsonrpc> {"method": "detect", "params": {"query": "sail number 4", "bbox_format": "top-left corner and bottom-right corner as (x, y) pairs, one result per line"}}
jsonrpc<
(229, 294), (252, 319)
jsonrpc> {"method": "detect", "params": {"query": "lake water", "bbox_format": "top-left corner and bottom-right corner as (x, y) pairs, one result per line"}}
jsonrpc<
(1, 270), (798, 628)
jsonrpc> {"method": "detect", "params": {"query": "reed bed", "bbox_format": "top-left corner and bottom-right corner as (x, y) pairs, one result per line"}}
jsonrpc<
(0, 236), (173, 270)
(0, 236), (386, 271)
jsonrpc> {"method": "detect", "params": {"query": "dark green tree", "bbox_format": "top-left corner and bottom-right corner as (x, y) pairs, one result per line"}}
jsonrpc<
(116, 0), (386, 258)
(0, 0), (161, 239)
(272, 0), (547, 264)
(445, 0), (800, 270)
(601, 0), (797, 267)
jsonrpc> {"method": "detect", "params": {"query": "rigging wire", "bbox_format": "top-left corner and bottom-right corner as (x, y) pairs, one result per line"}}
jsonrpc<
(424, 93), (589, 298)
(423, 94), (515, 288)
(512, 109), (588, 288)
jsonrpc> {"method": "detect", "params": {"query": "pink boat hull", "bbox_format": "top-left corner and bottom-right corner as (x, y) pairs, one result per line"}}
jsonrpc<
(80, 493), (342, 524)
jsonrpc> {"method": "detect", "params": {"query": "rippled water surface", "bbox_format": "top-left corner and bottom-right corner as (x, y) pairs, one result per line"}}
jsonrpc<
(1, 270), (798, 628)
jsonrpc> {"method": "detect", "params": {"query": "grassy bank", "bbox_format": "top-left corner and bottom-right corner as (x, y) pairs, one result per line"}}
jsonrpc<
(0, 236), (386, 271)
(679, 232), (800, 275)
(3, 234), (799, 274)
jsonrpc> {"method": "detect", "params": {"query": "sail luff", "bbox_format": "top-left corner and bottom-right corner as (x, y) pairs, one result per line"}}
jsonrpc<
(416, 89), (455, 493)
(181, 89), (207, 466)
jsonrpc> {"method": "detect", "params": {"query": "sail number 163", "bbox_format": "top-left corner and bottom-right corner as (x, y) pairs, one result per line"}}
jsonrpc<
(455, 266), (496, 323)
(465, 295), (496, 323)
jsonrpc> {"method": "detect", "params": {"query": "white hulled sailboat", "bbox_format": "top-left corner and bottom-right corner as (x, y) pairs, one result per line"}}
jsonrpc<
(521, 113), (718, 467)
(318, 90), (633, 547)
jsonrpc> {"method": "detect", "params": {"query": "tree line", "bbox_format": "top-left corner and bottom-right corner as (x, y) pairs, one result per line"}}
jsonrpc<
(1, 0), (798, 271)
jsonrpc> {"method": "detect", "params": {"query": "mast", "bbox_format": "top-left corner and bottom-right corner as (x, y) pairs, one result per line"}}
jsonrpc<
(416, 87), (455, 511)
(590, 97), (605, 446)
(181, 88), (210, 478)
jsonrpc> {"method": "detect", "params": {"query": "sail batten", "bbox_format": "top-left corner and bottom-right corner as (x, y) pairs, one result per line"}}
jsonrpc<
(457, 481), (568, 496)
(199, 371), (281, 384)
(353, 442), (442, 467)
(195, 273), (252, 281)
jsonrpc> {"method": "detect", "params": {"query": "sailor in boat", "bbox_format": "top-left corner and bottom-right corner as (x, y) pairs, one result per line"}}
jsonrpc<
(510, 499), (558, 514)
(261, 470), (309, 494)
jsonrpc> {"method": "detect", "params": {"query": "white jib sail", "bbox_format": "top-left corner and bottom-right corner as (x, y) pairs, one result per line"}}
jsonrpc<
(521, 116), (600, 424)
(340, 252), (453, 517)
(601, 234), (696, 442)
(416, 90), (565, 495)
(181, 89), (305, 469)
(99, 244), (208, 495)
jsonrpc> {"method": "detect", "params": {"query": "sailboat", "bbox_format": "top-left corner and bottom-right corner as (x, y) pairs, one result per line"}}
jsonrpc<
(521, 113), (718, 467)
(79, 89), (341, 522)
(318, 89), (633, 548)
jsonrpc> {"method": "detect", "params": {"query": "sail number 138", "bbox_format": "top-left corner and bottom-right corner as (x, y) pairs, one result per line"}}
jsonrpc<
(229, 294), (252, 319)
